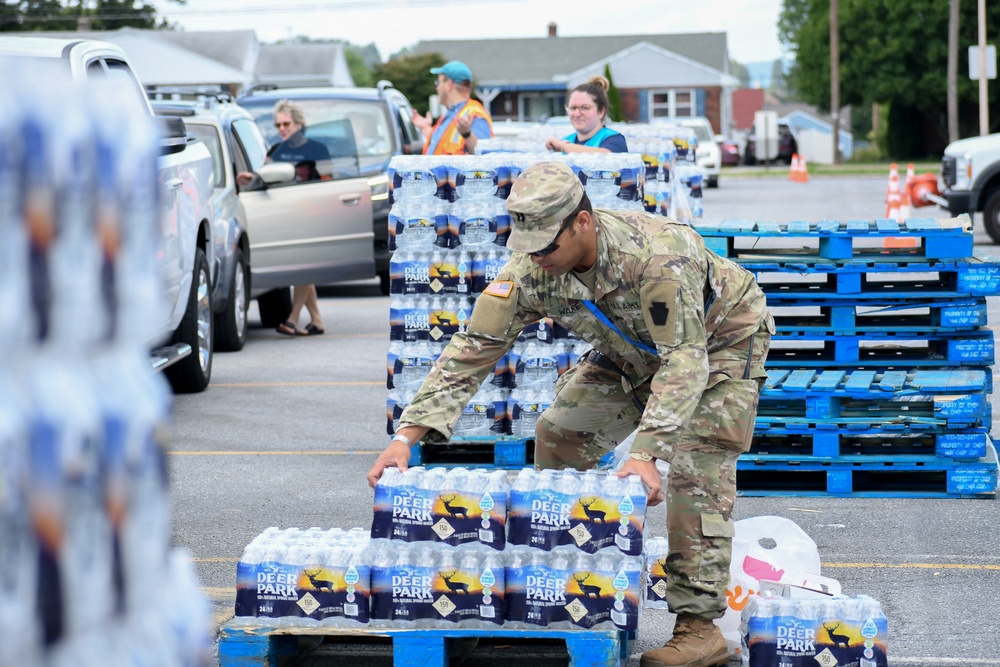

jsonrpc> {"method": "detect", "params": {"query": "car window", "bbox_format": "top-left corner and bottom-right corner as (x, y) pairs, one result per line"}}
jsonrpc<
(242, 98), (389, 157)
(101, 59), (151, 118)
(391, 96), (421, 146)
(185, 123), (225, 187)
(680, 122), (712, 143)
(232, 117), (268, 172)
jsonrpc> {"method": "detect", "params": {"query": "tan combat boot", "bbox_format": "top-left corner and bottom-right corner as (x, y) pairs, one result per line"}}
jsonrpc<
(640, 614), (730, 667)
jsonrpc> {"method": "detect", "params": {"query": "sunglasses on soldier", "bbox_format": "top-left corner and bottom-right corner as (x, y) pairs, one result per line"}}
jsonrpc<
(529, 213), (578, 258)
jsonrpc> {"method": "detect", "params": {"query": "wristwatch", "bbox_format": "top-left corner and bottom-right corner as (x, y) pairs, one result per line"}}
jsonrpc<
(391, 433), (412, 448)
(460, 130), (472, 139)
(629, 452), (654, 462)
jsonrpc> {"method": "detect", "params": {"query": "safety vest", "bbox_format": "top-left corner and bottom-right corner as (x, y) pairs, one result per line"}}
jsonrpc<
(424, 99), (493, 155)
(564, 126), (620, 148)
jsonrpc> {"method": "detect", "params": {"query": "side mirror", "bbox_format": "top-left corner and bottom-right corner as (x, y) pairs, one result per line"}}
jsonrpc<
(257, 162), (296, 185)
(155, 116), (188, 156)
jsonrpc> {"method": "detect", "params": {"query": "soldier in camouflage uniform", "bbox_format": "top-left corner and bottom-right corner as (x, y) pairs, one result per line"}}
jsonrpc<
(368, 161), (773, 667)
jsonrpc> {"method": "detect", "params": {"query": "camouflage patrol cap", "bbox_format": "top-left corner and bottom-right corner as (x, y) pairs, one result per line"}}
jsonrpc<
(506, 161), (583, 253)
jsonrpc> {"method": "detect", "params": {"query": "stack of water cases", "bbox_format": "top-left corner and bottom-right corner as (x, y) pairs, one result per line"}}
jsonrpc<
(694, 216), (1000, 498)
(740, 594), (889, 667)
(0, 80), (210, 665)
(478, 121), (703, 221)
(386, 153), (642, 467)
(504, 469), (646, 631)
(233, 528), (375, 626)
(369, 467), (511, 627)
(368, 467), (644, 631)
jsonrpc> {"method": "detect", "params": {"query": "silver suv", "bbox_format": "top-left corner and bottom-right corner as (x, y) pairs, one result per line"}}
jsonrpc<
(153, 95), (375, 329)
(238, 83), (425, 295)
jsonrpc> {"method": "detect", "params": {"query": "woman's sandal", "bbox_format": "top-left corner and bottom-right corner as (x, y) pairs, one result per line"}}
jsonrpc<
(303, 323), (325, 336)
(276, 320), (302, 336)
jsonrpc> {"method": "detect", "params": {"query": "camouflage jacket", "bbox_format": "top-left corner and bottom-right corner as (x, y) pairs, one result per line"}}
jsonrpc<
(399, 209), (773, 455)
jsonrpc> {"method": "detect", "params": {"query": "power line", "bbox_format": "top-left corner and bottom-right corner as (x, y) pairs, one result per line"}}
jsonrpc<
(16, 0), (525, 21)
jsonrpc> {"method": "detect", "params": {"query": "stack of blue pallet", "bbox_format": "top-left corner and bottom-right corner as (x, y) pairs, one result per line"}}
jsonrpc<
(693, 214), (1000, 498)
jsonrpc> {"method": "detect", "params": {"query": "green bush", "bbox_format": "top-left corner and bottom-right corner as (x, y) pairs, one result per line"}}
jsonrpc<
(849, 145), (884, 163)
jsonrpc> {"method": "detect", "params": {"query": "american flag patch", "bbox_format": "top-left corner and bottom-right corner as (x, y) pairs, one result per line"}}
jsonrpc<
(483, 281), (514, 298)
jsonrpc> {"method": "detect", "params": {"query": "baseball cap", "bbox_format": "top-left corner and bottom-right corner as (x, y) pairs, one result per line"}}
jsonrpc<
(506, 162), (584, 254)
(430, 60), (473, 83)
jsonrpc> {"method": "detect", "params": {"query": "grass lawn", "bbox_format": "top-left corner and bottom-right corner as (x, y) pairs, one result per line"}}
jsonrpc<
(723, 161), (940, 178)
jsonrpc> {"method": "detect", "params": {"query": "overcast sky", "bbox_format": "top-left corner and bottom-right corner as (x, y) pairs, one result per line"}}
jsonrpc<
(150, 0), (787, 65)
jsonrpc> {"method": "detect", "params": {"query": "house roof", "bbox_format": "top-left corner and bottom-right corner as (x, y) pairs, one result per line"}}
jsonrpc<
(7, 28), (251, 87)
(254, 44), (347, 85)
(411, 32), (729, 86)
(151, 29), (259, 74)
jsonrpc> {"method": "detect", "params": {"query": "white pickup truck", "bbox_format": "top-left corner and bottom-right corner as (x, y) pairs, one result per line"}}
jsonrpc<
(0, 37), (217, 392)
(941, 133), (1000, 243)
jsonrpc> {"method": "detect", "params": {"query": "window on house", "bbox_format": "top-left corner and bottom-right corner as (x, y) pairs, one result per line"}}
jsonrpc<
(648, 89), (696, 118)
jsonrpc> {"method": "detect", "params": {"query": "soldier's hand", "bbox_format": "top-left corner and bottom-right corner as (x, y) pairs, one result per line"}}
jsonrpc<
(617, 457), (665, 507)
(367, 440), (412, 488)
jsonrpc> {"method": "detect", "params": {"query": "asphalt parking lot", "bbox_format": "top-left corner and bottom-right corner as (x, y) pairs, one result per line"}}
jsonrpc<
(170, 173), (1000, 666)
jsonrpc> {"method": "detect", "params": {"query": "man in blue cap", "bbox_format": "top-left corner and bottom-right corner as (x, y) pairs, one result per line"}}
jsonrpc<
(412, 60), (493, 155)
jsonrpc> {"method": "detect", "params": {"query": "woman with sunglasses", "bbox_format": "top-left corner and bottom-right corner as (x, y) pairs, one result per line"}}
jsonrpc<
(544, 76), (628, 154)
(268, 99), (330, 183)
(267, 100), (329, 337)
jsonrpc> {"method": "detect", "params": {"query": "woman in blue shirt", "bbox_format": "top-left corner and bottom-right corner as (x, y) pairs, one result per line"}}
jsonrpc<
(545, 76), (628, 154)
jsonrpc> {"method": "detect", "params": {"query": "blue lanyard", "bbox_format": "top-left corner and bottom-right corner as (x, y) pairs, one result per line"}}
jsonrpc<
(581, 300), (658, 355)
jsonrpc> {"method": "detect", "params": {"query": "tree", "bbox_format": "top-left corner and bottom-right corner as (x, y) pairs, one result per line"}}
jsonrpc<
(729, 58), (751, 88)
(779, 0), (1000, 158)
(373, 52), (445, 116)
(604, 63), (623, 123)
(343, 45), (373, 87)
(0, 0), (170, 31)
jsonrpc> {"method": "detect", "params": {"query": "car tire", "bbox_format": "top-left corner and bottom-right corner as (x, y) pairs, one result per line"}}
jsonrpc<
(215, 247), (248, 352)
(257, 287), (292, 328)
(378, 269), (391, 295)
(982, 190), (1000, 244)
(707, 175), (719, 188)
(166, 247), (213, 394)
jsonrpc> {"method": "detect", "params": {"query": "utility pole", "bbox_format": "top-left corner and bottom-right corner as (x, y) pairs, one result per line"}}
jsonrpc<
(830, 0), (841, 164)
(948, 0), (960, 142)
(978, 0), (990, 135)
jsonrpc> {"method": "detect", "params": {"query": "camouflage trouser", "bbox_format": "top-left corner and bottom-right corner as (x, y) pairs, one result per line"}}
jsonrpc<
(534, 323), (771, 620)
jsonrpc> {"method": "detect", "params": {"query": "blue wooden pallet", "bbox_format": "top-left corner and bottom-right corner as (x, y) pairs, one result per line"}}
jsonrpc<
(758, 368), (991, 428)
(769, 299), (987, 334)
(409, 437), (533, 469)
(752, 264), (1000, 300)
(695, 216), (974, 260)
(218, 621), (633, 667)
(765, 330), (994, 367)
(736, 441), (998, 498)
(751, 429), (991, 461)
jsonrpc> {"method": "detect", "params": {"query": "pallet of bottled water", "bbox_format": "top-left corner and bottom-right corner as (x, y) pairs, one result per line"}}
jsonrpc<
(233, 527), (375, 626)
(477, 121), (704, 221)
(740, 594), (889, 667)
(0, 78), (210, 666)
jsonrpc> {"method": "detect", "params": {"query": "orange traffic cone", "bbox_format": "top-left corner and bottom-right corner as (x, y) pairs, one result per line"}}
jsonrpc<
(789, 153), (809, 183)
(884, 163), (902, 219)
(907, 173), (941, 207)
(884, 162), (919, 248)
(899, 162), (915, 218)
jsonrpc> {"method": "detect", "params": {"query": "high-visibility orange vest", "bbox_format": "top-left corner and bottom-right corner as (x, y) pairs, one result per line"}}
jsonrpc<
(423, 99), (493, 155)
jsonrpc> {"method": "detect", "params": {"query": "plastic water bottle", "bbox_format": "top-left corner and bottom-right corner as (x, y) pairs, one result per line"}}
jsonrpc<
(515, 339), (561, 389)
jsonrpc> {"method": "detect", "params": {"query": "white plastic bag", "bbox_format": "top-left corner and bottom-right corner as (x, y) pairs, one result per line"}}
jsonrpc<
(715, 516), (821, 657)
